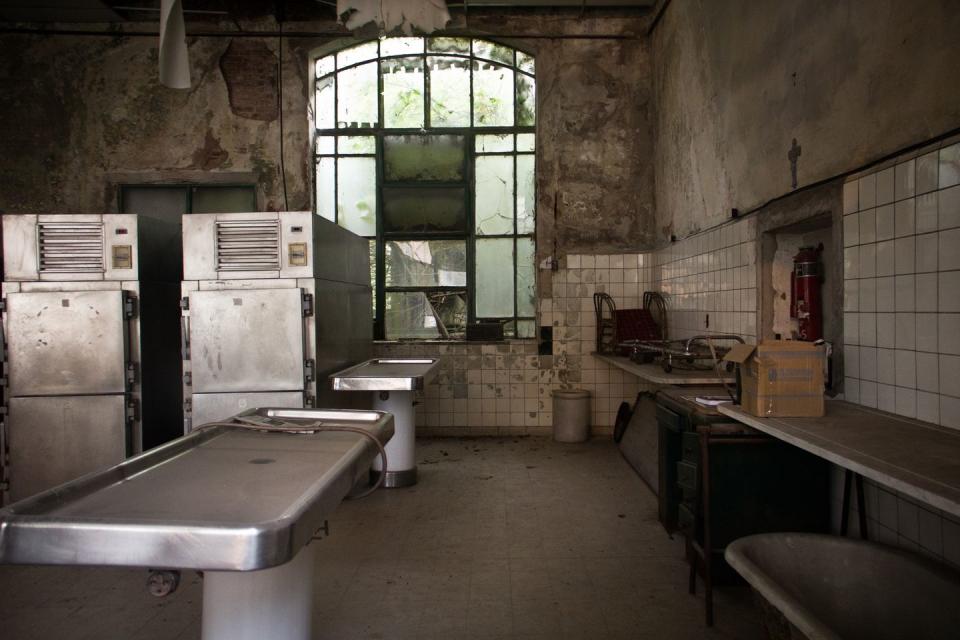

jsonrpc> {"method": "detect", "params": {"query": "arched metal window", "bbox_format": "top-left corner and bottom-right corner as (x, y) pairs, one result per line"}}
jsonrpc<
(312, 37), (536, 340)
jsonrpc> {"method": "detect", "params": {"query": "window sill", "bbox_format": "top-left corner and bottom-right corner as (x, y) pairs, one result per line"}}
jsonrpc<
(373, 338), (536, 345)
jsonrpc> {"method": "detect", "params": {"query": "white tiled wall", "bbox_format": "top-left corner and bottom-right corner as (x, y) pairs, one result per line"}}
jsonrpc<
(839, 137), (960, 569)
(842, 139), (960, 428)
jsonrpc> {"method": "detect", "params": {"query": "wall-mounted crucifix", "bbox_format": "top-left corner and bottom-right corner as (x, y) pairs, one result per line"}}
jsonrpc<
(788, 138), (802, 189)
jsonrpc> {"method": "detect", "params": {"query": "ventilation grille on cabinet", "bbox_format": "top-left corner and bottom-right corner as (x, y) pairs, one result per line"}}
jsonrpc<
(215, 220), (281, 271)
(37, 222), (105, 273)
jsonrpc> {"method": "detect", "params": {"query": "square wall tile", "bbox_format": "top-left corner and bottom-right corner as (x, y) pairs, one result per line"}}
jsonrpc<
(894, 237), (914, 275)
(876, 313), (895, 348)
(859, 313), (877, 347)
(939, 314), (960, 355)
(877, 168), (895, 206)
(940, 354), (960, 398)
(917, 391), (940, 425)
(916, 193), (938, 233)
(895, 198), (915, 238)
(843, 180), (859, 214)
(860, 244), (877, 278)
(859, 278), (877, 312)
(860, 380), (878, 408)
(844, 377), (860, 403)
(895, 159), (916, 200)
(896, 387), (917, 418)
(844, 279), (860, 311)
(916, 233), (938, 273)
(859, 209), (877, 244)
(917, 313), (938, 352)
(916, 273), (938, 312)
(845, 312), (860, 345)
(896, 313), (916, 350)
(871, 240), (892, 277)
(941, 185), (960, 230)
(916, 352), (939, 392)
(843, 214), (859, 247)
(895, 275), (915, 312)
(844, 345), (860, 378)
(877, 277), (895, 312)
(939, 228), (960, 270)
(895, 349), (916, 388)
(917, 150), (940, 194)
(876, 204), (895, 240)
(941, 395), (960, 430)
(941, 142), (960, 189)
(877, 348), (896, 385)
(845, 247), (859, 279)
(859, 174), (878, 209)
(878, 383), (897, 412)
(939, 271), (960, 313)
(860, 346), (878, 381)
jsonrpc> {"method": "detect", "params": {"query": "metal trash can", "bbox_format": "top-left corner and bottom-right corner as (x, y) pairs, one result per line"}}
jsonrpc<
(552, 389), (591, 442)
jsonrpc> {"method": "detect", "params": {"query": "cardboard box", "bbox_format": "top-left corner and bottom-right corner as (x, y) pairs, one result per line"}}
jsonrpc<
(723, 341), (825, 417)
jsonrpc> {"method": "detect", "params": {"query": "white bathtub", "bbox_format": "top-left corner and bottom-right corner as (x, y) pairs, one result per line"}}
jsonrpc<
(725, 533), (960, 640)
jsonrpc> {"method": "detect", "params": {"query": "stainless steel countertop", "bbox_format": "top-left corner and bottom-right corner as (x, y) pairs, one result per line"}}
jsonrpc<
(0, 408), (394, 571)
(330, 358), (441, 391)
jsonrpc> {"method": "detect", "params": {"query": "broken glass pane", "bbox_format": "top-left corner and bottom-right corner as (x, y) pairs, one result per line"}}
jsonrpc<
(315, 75), (335, 129)
(516, 237), (536, 316)
(384, 135), (465, 182)
(339, 136), (375, 154)
(428, 37), (470, 54)
(517, 73), (536, 126)
(385, 240), (466, 287)
(315, 54), (335, 78)
(337, 157), (376, 236)
(517, 319), (536, 339)
(337, 41), (378, 68)
(475, 134), (513, 153)
(475, 155), (514, 235)
(382, 57), (425, 129)
(385, 291), (442, 340)
(473, 61), (514, 127)
(316, 157), (335, 222)
(475, 238), (514, 317)
(516, 154), (535, 234)
(473, 40), (514, 66)
(516, 51), (535, 75)
(337, 62), (378, 128)
(315, 135), (335, 155)
(516, 133), (535, 152)
(383, 186), (466, 233)
(380, 37), (424, 57)
(428, 56), (470, 127)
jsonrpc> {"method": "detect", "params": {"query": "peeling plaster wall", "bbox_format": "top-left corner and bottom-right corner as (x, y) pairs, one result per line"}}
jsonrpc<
(0, 31), (311, 213)
(651, 0), (960, 242)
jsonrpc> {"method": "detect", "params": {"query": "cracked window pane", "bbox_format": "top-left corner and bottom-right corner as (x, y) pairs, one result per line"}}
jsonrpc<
(517, 73), (536, 126)
(383, 186), (466, 233)
(475, 134), (513, 153)
(380, 37), (423, 57)
(516, 51), (535, 75)
(473, 61), (514, 127)
(339, 136), (375, 154)
(315, 157), (335, 222)
(337, 41), (378, 68)
(516, 155), (535, 234)
(473, 40), (514, 66)
(428, 37), (470, 54)
(315, 75), (334, 129)
(337, 62), (378, 128)
(385, 292), (441, 339)
(315, 54), (335, 78)
(475, 155), (514, 235)
(382, 57), (424, 129)
(384, 135), (465, 182)
(475, 238), (514, 317)
(337, 157), (376, 236)
(516, 237), (536, 316)
(385, 240), (466, 287)
(429, 56), (470, 128)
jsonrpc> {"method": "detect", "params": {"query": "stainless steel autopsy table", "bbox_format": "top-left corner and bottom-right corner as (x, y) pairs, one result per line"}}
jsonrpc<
(0, 408), (394, 640)
(331, 358), (440, 488)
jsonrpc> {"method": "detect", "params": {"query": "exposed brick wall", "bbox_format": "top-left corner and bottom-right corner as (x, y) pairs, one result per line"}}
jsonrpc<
(219, 39), (279, 121)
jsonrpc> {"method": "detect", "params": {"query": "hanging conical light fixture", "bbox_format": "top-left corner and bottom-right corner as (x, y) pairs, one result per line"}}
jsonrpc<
(159, 0), (190, 88)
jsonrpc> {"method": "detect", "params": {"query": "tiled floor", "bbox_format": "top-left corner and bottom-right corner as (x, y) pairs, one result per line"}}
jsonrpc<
(0, 438), (764, 639)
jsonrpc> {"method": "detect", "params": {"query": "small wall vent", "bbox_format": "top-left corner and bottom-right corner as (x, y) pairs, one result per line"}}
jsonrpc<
(215, 220), (281, 271)
(37, 222), (105, 273)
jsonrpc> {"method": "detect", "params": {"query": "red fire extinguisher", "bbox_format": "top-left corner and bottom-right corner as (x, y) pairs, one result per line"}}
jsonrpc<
(790, 245), (823, 341)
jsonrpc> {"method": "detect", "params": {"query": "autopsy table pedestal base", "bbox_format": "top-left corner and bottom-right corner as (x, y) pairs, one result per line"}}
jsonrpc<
(372, 390), (417, 487)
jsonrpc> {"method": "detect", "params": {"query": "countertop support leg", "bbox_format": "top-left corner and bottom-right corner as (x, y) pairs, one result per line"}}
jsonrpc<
(373, 390), (417, 487)
(201, 543), (317, 640)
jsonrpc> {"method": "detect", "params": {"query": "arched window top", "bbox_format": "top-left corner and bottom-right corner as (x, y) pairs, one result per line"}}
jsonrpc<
(314, 37), (535, 131)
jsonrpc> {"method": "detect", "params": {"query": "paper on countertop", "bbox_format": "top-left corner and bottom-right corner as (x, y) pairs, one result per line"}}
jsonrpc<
(695, 396), (733, 407)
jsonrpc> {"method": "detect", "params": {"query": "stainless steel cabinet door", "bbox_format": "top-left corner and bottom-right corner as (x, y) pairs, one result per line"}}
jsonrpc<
(7, 395), (128, 502)
(187, 289), (306, 393)
(191, 391), (305, 427)
(5, 290), (128, 396)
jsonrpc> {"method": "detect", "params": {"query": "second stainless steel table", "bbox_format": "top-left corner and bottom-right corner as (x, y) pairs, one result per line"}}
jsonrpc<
(331, 358), (440, 487)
